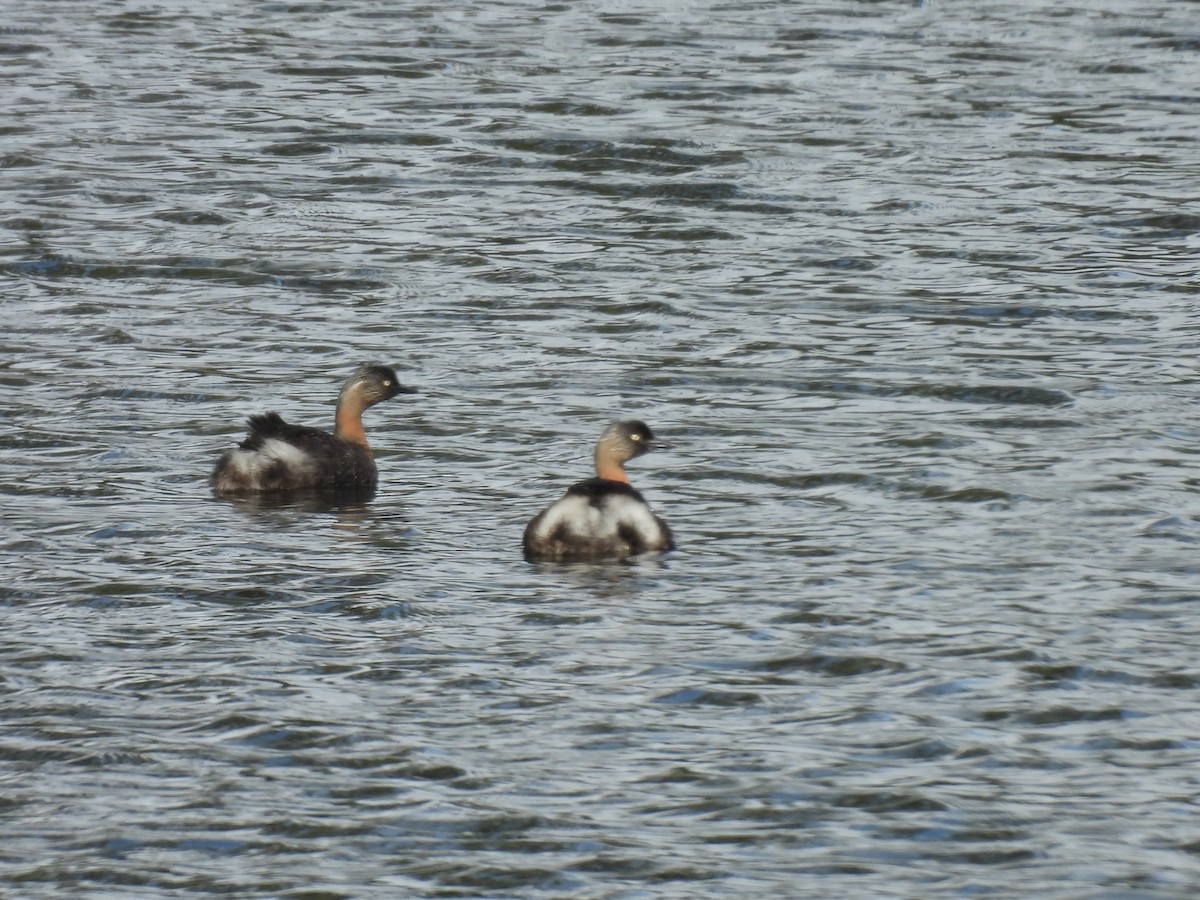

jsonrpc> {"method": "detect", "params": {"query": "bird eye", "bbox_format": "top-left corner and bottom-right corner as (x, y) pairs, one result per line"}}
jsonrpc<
(383, 380), (392, 387)
(630, 434), (642, 441)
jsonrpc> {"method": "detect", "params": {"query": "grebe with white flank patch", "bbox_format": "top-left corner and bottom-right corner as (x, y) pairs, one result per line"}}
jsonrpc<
(211, 365), (414, 495)
(523, 420), (674, 562)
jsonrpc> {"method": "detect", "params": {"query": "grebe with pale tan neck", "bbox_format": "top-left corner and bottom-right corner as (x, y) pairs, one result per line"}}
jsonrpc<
(523, 420), (675, 562)
(211, 365), (415, 495)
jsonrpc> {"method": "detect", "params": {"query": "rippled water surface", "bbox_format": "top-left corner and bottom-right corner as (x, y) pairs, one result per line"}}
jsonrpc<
(3, 0), (1200, 896)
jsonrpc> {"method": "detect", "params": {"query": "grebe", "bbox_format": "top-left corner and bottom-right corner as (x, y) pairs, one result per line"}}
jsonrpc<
(523, 420), (675, 562)
(211, 365), (414, 495)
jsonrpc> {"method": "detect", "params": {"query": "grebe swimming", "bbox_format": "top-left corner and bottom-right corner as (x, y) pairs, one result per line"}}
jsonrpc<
(211, 365), (414, 495)
(523, 420), (675, 562)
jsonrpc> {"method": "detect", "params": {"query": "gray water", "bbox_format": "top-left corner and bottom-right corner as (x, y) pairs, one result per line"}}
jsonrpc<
(3, 0), (1200, 896)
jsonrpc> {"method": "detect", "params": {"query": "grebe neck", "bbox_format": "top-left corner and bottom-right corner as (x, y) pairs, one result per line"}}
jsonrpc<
(334, 388), (371, 452)
(594, 454), (630, 484)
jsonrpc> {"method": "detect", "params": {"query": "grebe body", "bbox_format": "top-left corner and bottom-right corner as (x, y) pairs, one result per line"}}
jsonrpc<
(523, 420), (674, 562)
(212, 365), (412, 495)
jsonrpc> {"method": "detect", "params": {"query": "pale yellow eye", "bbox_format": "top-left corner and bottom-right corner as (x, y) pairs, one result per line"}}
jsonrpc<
(383, 380), (392, 387)
(630, 434), (641, 441)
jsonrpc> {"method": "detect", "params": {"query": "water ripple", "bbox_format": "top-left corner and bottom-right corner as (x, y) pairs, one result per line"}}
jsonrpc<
(2, 0), (1200, 896)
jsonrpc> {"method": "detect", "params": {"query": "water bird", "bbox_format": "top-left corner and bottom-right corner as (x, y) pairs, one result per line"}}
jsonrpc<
(212, 364), (414, 495)
(523, 420), (675, 562)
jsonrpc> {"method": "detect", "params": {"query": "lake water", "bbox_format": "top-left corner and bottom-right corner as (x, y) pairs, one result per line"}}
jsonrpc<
(3, 0), (1200, 896)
